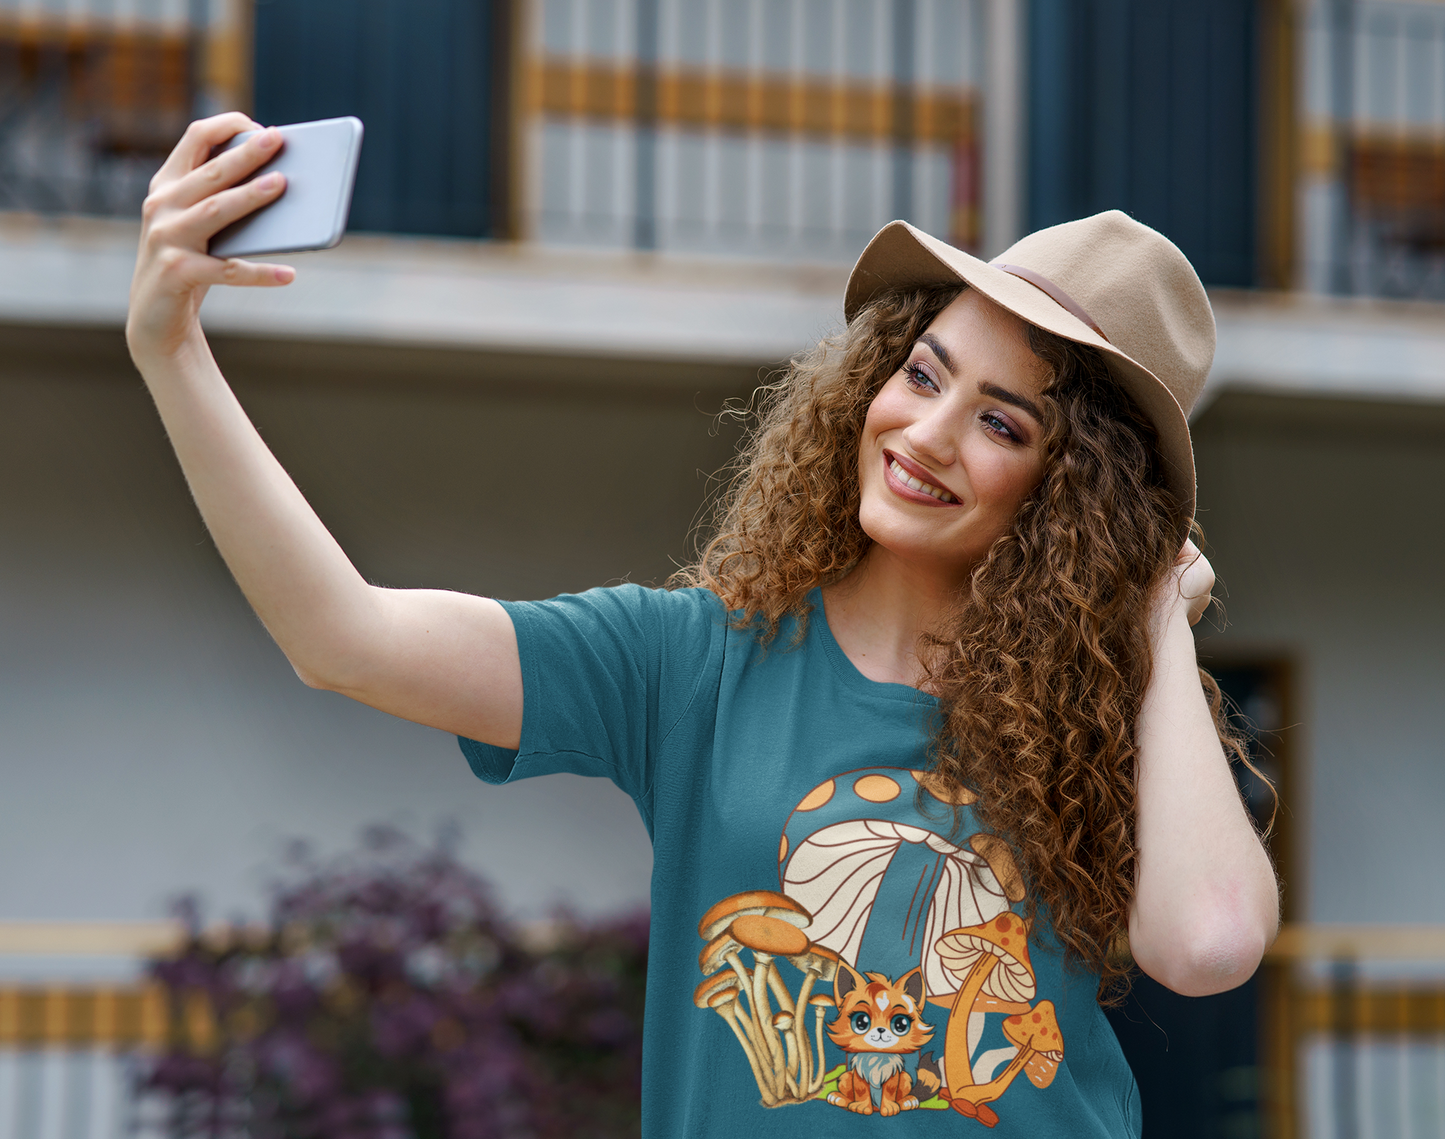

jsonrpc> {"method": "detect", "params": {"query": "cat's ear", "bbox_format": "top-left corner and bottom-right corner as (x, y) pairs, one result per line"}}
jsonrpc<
(835, 959), (866, 1004)
(900, 966), (926, 1011)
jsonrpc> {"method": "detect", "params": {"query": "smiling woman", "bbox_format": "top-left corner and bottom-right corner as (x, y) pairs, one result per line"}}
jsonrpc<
(123, 113), (1278, 1138)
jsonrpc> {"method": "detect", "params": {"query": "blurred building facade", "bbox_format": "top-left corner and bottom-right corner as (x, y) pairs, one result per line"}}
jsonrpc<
(2, 1), (1445, 1137)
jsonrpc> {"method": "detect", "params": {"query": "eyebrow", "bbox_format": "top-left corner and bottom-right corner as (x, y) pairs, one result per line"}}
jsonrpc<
(916, 333), (1044, 422)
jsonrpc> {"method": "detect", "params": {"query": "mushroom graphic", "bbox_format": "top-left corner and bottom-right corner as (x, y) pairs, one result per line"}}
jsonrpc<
(949, 1000), (1064, 1127)
(693, 890), (823, 1105)
(698, 892), (811, 1083)
(805, 994), (836, 1095)
(771, 1011), (798, 1095)
(779, 768), (1020, 1000)
(934, 913), (1037, 1100)
(732, 914), (810, 1092)
(694, 971), (773, 1102)
(784, 945), (839, 1094)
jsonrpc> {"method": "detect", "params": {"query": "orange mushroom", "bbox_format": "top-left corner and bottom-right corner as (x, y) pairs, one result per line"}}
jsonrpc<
(933, 913), (1036, 1094)
(949, 1000), (1065, 1125)
(731, 914), (810, 1093)
(698, 891), (812, 941)
(1002, 1001), (1065, 1088)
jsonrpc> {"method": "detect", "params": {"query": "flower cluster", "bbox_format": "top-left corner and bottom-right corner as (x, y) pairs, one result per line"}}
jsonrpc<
(141, 827), (647, 1139)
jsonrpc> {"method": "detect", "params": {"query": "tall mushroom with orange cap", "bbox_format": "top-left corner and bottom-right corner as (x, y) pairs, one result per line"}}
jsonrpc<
(933, 912), (1036, 1096)
(697, 891), (811, 1087)
(731, 913), (810, 1094)
(948, 1000), (1065, 1127)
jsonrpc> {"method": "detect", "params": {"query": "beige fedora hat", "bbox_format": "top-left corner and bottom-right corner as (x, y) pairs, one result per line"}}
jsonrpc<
(844, 210), (1214, 537)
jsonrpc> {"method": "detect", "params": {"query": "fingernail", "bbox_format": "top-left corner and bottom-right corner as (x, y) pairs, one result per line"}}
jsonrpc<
(260, 172), (282, 189)
(260, 127), (281, 147)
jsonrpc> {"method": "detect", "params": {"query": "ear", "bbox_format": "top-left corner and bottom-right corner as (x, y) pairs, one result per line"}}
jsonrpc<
(834, 959), (866, 1005)
(900, 966), (926, 1011)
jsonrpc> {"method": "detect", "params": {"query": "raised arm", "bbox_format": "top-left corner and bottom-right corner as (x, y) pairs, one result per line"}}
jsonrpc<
(126, 113), (521, 747)
(1127, 542), (1280, 995)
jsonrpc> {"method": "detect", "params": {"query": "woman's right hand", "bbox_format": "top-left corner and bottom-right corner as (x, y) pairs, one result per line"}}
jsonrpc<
(127, 113), (296, 364)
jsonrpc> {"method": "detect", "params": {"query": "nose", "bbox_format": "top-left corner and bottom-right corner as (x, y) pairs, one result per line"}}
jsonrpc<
(900, 394), (963, 467)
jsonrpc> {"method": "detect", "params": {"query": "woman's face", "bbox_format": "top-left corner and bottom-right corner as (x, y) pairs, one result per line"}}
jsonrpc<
(857, 289), (1051, 588)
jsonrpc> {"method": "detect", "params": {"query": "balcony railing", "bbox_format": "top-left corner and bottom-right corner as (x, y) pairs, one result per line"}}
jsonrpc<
(4, 922), (1443, 1139)
(0, 0), (245, 218)
(1262, 925), (1445, 1139)
(1302, 0), (1445, 300)
(525, 0), (984, 262)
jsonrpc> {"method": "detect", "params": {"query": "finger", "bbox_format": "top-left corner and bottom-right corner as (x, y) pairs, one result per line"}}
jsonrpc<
(151, 249), (296, 289)
(159, 171), (287, 248)
(151, 112), (264, 190)
(164, 125), (282, 212)
(215, 258), (296, 287)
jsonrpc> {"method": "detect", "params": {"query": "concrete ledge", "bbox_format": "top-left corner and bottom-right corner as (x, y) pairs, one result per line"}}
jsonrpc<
(0, 212), (845, 366)
(6, 212), (1445, 405)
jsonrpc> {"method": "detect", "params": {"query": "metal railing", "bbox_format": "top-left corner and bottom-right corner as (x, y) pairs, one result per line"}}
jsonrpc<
(1301, 0), (1445, 300)
(4, 922), (1443, 1139)
(0, 0), (246, 218)
(1263, 926), (1445, 1139)
(524, 0), (984, 261)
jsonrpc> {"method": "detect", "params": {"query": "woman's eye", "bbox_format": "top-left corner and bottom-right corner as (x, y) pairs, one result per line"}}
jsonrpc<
(903, 363), (937, 392)
(852, 1013), (871, 1033)
(982, 412), (1020, 442)
(891, 1015), (911, 1035)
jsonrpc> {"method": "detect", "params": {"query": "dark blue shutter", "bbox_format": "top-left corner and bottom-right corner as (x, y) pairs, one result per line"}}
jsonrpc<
(252, 0), (497, 238)
(1027, 0), (1258, 287)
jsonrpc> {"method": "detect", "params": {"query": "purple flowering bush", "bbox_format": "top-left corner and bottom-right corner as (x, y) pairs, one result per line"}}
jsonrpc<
(142, 828), (647, 1139)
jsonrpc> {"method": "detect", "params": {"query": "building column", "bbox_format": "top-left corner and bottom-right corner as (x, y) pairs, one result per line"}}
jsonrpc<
(983, 0), (1025, 257)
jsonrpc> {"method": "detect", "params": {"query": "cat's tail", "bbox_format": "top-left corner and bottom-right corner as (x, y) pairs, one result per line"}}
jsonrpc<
(916, 1052), (943, 1101)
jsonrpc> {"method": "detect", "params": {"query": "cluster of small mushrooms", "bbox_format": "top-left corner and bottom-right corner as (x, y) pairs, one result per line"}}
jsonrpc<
(692, 890), (839, 1105)
(694, 891), (1067, 1120)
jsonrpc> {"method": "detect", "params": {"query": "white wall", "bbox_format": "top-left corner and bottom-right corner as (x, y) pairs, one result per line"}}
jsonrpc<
(0, 329), (750, 928)
(1193, 392), (1445, 924)
(7, 336), (1442, 935)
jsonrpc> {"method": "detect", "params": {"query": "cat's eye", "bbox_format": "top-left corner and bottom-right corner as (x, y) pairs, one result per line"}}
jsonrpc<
(891, 1014), (912, 1035)
(851, 1012), (871, 1034)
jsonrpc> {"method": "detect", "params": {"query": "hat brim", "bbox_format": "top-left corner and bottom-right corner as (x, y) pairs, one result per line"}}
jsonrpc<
(845, 221), (1196, 537)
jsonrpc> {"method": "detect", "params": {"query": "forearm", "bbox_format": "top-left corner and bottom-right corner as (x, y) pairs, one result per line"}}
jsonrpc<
(1128, 605), (1279, 995)
(121, 113), (525, 748)
(131, 327), (381, 687)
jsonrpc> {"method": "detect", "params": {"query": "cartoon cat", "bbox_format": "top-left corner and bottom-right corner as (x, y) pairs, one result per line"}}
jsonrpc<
(825, 961), (942, 1116)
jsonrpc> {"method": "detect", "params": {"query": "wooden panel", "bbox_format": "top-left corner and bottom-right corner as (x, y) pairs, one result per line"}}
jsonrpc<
(0, 22), (192, 154)
(0, 985), (168, 1048)
(528, 57), (975, 146)
(1292, 986), (1445, 1035)
(1352, 136), (1445, 215)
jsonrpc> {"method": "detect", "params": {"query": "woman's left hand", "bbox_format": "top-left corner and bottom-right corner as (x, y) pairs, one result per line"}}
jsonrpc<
(1161, 539), (1215, 627)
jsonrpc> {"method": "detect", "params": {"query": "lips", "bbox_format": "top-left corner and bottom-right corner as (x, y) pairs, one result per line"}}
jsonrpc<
(883, 451), (959, 505)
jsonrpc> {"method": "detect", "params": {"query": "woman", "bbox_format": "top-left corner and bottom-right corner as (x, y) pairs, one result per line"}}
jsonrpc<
(128, 114), (1278, 1135)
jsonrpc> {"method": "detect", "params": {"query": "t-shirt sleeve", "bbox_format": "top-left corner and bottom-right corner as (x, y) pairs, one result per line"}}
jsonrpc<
(457, 584), (725, 824)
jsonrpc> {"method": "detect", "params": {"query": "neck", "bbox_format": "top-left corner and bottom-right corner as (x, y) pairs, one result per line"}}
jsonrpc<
(821, 546), (965, 688)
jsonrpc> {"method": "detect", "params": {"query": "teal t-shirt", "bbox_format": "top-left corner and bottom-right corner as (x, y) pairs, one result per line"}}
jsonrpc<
(459, 585), (1141, 1137)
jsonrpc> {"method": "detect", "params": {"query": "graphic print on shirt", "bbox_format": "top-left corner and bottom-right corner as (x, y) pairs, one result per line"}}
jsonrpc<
(693, 766), (1066, 1126)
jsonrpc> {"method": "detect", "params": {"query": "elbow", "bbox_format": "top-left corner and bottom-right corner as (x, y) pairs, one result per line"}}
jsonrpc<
(291, 660), (333, 691)
(1135, 907), (1277, 997)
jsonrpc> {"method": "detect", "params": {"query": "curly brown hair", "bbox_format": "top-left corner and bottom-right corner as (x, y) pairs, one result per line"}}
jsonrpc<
(676, 284), (1261, 988)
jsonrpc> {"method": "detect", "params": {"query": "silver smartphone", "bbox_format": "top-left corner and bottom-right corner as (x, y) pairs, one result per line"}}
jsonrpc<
(208, 116), (364, 259)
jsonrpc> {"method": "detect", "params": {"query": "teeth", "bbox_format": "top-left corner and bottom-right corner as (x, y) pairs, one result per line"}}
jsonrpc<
(890, 459), (956, 503)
